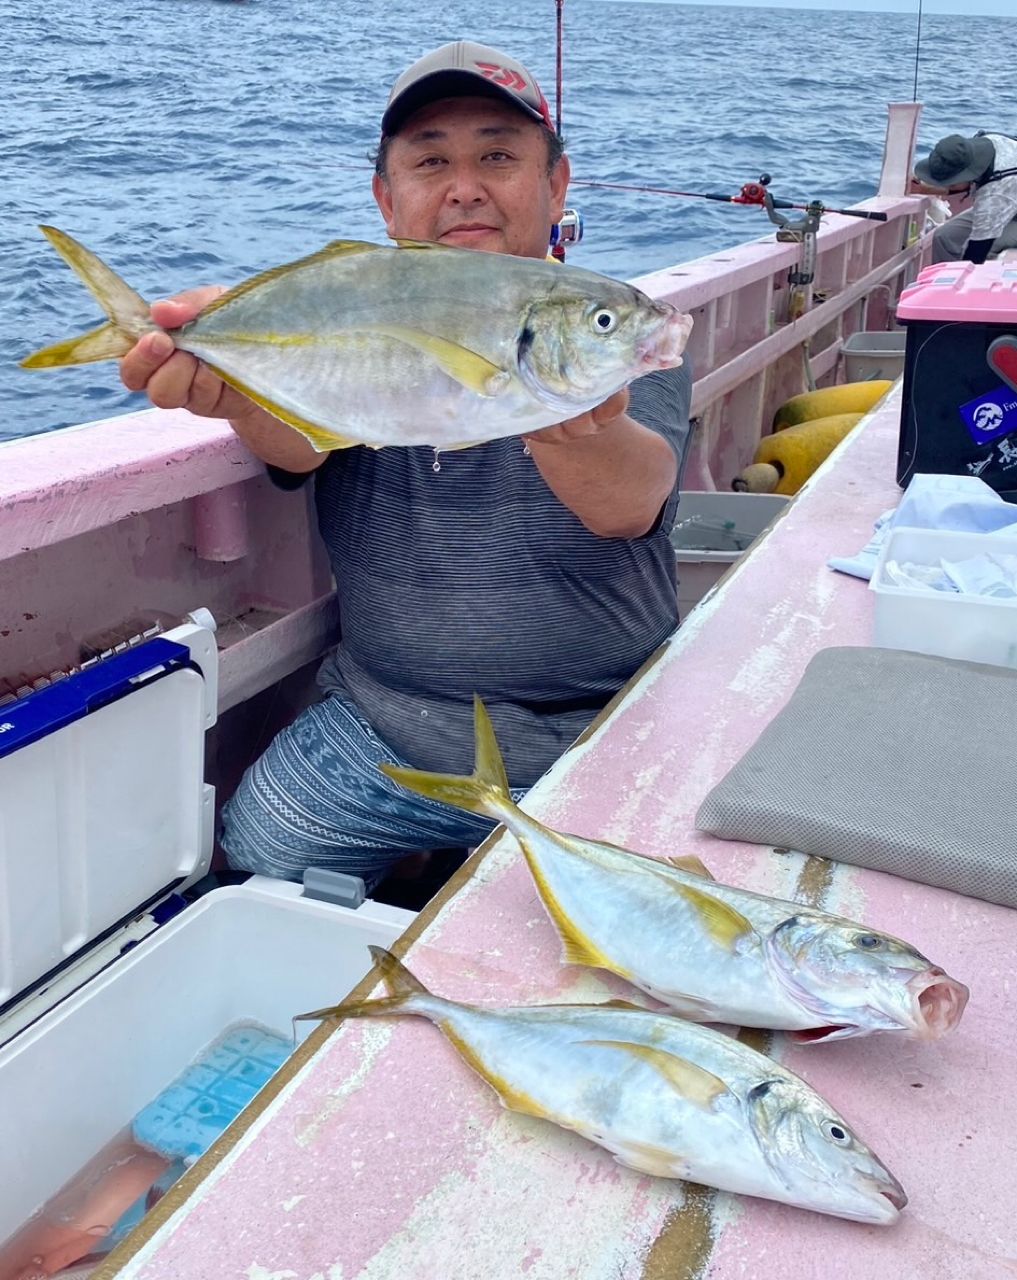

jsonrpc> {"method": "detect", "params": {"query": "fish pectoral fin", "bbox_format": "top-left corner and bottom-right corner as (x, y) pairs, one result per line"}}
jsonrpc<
(206, 364), (361, 451)
(580, 1040), (729, 1112)
(650, 874), (755, 952)
(362, 325), (511, 398)
(606, 1138), (685, 1180)
(657, 991), (717, 1022)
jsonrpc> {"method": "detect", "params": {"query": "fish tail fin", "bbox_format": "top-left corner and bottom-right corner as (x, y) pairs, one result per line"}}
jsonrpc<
(21, 225), (153, 369)
(380, 694), (514, 820)
(294, 946), (434, 1024)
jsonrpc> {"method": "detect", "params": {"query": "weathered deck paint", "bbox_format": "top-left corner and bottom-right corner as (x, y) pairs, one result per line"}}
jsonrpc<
(95, 387), (1017, 1280)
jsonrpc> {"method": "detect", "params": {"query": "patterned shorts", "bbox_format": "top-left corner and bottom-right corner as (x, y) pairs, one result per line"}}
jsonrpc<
(220, 690), (526, 889)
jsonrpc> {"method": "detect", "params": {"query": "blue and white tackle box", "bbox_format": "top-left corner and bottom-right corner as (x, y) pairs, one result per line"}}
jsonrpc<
(0, 616), (414, 1255)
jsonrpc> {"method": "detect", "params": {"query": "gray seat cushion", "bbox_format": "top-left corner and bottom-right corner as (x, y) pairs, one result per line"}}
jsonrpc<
(695, 646), (1017, 908)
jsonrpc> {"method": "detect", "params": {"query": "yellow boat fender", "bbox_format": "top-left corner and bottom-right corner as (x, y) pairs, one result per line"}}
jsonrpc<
(772, 380), (893, 432)
(732, 413), (863, 496)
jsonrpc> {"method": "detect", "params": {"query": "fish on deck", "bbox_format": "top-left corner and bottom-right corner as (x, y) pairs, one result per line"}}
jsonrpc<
(298, 946), (907, 1225)
(382, 698), (969, 1044)
(21, 225), (692, 452)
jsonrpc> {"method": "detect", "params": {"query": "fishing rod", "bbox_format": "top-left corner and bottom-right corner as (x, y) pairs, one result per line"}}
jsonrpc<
(555, 0), (564, 137)
(569, 175), (889, 222)
(550, 0), (568, 259)
(544, 0), (884, 259)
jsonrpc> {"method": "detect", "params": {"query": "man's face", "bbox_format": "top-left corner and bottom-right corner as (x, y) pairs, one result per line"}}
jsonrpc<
(372, 95), (570, 259)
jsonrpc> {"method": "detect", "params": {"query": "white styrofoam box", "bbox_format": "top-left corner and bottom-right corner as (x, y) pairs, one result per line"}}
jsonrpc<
(870, 526), (1017, 667)
(0, 876), (413, 1243)
(0, 667), (213, 1008)
(671, 491), (789, 616)
(842, 330), (907, 383)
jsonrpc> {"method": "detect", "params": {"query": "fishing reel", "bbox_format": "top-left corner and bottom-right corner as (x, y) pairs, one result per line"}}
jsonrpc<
(549, 208), (584, 261)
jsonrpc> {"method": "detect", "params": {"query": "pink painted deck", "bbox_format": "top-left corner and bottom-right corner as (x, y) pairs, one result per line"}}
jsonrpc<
(96, 387), (1017, 1280)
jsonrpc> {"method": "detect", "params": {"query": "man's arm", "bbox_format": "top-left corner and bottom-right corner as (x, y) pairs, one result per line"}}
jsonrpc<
(964, 238), (995, 264)
(119, 291), (326, 474)
(524, 364), (691, 539)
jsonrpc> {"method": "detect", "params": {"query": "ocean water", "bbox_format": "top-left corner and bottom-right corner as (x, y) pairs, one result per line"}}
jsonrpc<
(3, 0), (1012, 441)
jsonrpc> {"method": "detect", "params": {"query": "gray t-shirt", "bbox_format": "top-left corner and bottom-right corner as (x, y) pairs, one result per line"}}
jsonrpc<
(273, 364), (692, 787)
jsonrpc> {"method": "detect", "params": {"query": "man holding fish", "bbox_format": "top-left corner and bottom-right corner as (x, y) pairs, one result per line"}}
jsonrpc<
(114, 40), (695, 891)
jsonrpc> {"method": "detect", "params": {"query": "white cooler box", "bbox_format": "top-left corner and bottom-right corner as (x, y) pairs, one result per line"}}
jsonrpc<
(0, 619), (414, 1260)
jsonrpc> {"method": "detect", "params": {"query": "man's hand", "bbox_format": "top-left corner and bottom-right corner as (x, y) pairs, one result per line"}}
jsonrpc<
(520, 385), (676, 538)
(119, 289), (324, 472)
(120, 288), (255, 422)
(523, 388), (630, 446)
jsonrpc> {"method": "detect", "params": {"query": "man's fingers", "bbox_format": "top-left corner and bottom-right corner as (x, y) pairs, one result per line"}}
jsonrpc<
(188, 360), (231, 417)
(119, 330), (176, 392)
(143, 350), (207, 411)
(149, 285), (225, 329)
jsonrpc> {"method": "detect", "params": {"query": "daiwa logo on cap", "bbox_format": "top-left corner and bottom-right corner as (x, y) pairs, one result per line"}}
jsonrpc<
(960, 384), (1017, 447)
(475, 61), (528, 91)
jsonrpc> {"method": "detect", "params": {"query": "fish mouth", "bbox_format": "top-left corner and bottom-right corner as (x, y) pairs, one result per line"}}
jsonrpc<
(786, 969), (968, 1044)
(636, 305), (693, 369)
(909, 969), (969, 1039)
(843, 1170), (908, 1224)
(868, 1176), (908, 1221)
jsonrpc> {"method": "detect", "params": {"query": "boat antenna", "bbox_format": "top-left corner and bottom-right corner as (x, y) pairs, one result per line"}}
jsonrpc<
(912, 0), (923, 102)
(555, 0), (565, 136)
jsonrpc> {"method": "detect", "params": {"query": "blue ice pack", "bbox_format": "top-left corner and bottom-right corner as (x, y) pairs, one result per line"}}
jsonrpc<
(132, 1024), (291, 1162)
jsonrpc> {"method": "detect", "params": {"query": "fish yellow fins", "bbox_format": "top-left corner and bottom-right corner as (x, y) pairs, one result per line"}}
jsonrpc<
(582, 1041), (729, 1111)
(295, 944), (428, 1022)
(518, 840), (620, 972)
(21, 225), (153, 369)
(601, 841), (715, 880)
(648, 873), (755, 952)
(440, 1025), (554, 1121)
(198, 238), (382, 316)
(205, 363), (362, 450)
(665, 853), (714, 879)
(605, 1138), (685, 1179)
(381, 694), (512, 817)
(363, 324), (511, 398)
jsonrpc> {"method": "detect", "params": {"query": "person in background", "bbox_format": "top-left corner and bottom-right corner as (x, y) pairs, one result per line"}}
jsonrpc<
(912, 131), (1017, 264)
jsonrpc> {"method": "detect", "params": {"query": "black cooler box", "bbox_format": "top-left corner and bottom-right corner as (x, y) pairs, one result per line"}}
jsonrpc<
(897, 259), (1017, 500)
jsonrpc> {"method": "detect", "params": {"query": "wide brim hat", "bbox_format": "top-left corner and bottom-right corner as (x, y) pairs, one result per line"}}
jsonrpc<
(914, 134), (995, 187)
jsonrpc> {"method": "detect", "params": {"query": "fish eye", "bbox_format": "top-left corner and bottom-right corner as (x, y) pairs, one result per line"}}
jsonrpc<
(591, 309), (618, 334)
(855, 934), (884, 950)
(822, 1120), (851, 1145)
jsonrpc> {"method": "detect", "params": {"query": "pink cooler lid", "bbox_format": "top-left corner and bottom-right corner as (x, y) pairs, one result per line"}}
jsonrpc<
(898, 258), (1017, 324)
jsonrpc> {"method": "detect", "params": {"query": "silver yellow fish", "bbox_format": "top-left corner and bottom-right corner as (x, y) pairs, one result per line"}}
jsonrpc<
(382, 699), (969, 1044)
(299, 946), (907, 1224)
(21, 226), (692, 451)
